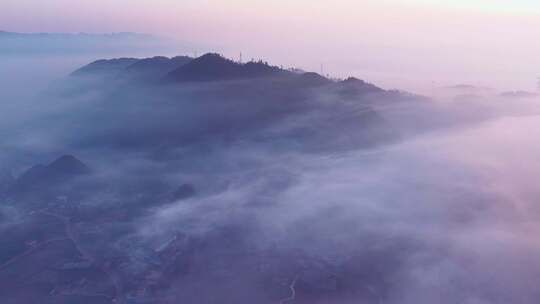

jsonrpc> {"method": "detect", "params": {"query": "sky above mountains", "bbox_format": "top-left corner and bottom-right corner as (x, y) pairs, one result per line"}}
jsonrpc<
(1, 0), (539, 92)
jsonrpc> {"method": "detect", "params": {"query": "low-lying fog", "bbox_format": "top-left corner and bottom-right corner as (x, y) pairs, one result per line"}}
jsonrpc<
(1, 49), (540, 304)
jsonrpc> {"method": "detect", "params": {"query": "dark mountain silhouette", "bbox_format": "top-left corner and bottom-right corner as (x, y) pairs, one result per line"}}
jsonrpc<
(71, 58), (139, 76)
(62, 53), (406, 154)
(10, 155), (90, 195)
(69, 53), (391, 96)
(71, 55), (193, 83)
(164, 53), (288, 82)
(45, 155), (91, 176)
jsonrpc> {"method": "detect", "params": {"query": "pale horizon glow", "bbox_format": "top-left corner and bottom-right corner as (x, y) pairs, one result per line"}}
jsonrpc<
(1, 0), (540, 92)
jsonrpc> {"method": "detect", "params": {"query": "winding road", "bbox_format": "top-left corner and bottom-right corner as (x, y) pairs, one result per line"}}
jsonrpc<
(280, 275), (299, 304)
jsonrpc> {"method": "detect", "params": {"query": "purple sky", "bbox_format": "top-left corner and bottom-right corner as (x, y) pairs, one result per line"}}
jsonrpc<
(2, 0), (540, 92)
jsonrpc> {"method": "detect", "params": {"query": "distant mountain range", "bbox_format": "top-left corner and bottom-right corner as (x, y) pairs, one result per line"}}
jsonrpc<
(443, 84), (493, 91)
(0, 31), (155, 39)
(499, 90), (539, 99)
(0, 31), (184, 55)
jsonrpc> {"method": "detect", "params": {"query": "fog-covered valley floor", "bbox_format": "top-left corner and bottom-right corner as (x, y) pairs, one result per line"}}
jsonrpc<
(1, 51), (540, 304)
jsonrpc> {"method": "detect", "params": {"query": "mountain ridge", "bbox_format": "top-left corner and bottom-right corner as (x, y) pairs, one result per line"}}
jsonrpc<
(10, 155), (91, 196)
(71, 52), (392, 95)
(163, 53), (287, 83)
